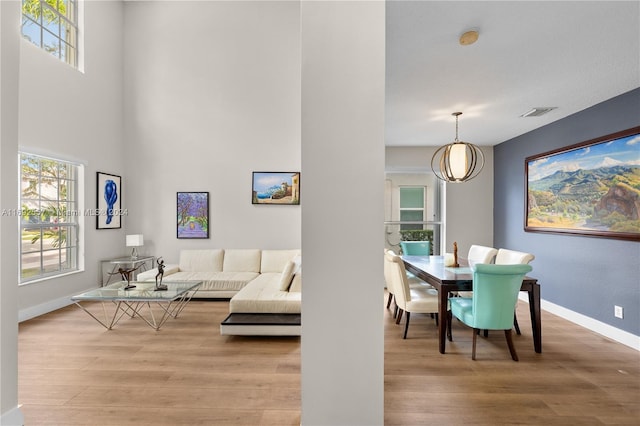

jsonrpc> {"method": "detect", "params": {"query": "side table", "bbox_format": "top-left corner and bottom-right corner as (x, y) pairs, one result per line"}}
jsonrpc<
(101, 256), (155, 286)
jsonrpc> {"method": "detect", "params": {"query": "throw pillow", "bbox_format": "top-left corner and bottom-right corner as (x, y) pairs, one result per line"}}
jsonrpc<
(279, 260), (296, 291)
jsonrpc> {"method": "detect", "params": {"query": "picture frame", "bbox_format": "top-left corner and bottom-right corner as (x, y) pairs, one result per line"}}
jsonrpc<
(177, 192), (209, 239)
(252, 172), (300, 205)
(96, 172), (122, 229)
(525, 126), (640, 241)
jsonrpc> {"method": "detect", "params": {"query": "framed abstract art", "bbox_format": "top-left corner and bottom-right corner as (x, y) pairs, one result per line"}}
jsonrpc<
(96, 172), (121, 229)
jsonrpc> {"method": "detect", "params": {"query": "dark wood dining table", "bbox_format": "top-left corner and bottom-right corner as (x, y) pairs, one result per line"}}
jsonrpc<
(401, 255), (542, 354)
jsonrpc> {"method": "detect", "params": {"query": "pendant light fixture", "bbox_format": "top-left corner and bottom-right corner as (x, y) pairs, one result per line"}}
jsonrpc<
(431, 112), (484, 183)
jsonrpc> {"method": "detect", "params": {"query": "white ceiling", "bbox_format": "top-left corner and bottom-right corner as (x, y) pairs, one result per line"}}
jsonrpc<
(385, 1), (640, 147)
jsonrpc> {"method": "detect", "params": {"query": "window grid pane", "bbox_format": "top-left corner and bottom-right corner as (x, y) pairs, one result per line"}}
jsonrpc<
(399, 187), (424, 209)
(21, 0), (79, 68)
(20, 153), (80, 283)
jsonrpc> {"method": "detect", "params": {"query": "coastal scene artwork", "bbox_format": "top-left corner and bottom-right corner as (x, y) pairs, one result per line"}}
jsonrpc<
(525, 127), (640, 241)
(177, 192), (209, 239)
(96, 172), (121, 229)
(252, 172), (300, 205)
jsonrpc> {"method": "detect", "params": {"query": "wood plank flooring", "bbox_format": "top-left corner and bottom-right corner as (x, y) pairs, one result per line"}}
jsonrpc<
(18, 294), (639, 425)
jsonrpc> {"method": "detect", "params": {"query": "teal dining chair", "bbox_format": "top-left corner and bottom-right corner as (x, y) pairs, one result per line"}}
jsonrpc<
(400, 241), (431, 256)
(448, 263), (533, 361)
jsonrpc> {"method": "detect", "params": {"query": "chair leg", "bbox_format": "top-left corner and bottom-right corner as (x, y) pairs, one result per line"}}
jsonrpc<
(395, 309), (403, 325)
(447, 310), (452, 341)
(403, 312), (411, 339)
(394, 305), (399, 318)
(386, 292), (393, 309)
(505, 329), (519, 361)
(472, 328), (478, 360)
(434, 312), (439, 326)
(514, 312), (521, 335)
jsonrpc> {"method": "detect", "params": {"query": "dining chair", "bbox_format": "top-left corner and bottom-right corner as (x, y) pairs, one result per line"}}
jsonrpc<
(495, 248), (535, 334)
(385, 251), (439, 339)
(384, 249), (399, 314)
(384, 249), (432, 318)
(448, 263), (533, 361)
(398, 241), (435, 288)
(384, 249), (434, 317)
(400, 241), (431, 256)
(456, 245), (498, 298)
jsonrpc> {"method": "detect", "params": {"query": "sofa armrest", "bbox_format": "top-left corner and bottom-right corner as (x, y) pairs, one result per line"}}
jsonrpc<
(136, 264), (180, 281)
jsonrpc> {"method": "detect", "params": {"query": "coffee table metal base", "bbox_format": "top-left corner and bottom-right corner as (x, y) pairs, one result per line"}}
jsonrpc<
(73, 290), (197, 331)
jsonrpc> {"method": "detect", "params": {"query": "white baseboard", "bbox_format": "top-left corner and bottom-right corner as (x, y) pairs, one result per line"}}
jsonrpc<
(519, 294), (640, 351)
(1, 405), (24, 426)
(19, 293), (77, 322)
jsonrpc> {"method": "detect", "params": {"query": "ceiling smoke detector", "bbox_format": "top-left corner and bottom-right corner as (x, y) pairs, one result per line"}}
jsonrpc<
(520, 107), (557, 117)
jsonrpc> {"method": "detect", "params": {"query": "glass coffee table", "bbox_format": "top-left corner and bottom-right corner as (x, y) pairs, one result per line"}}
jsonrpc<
(72, 280), (201, 330)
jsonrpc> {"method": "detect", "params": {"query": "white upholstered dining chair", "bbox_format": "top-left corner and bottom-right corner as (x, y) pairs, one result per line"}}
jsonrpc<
(385, 251), (439, 339)
(384, 249), (433, 318)
(456, 245), (498, 298)
(494, 248), (535, 334)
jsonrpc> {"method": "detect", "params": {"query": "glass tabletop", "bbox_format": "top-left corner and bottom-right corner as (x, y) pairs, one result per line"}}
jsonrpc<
(72, 281), (202, 301)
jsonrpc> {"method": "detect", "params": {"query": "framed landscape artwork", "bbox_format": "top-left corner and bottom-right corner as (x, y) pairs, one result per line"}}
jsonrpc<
(177, 192), (209, 239)
(96, 172), (121, 229)
(252, 172), (300, 205)
(525, 126), (640, 241)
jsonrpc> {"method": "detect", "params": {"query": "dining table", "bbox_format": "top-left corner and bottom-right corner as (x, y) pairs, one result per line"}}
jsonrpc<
(401, 255), (542, 354)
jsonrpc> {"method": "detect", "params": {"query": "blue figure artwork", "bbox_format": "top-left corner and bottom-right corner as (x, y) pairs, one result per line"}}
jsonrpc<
(104, 179), (118, 224)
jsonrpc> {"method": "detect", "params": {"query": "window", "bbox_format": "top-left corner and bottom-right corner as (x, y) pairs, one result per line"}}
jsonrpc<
(19, 153), (81, 283)
(21, 0), (79, 68)
(385, 173), (444, 255)
(399, 187), (425, 230)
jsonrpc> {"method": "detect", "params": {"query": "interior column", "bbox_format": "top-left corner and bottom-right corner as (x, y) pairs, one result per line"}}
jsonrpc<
(301, 1), (385, 424)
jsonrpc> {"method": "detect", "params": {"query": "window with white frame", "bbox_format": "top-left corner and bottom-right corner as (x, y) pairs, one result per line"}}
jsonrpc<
(399, 186), (425, 231)
(21, 0), (79, 68)
(19, 153), (81, 283)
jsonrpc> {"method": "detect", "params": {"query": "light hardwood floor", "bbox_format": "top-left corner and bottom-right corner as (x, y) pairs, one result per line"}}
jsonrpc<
(18, 294), (639, 425)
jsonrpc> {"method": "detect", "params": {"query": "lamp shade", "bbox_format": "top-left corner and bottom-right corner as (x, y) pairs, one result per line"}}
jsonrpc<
(431, 112), (485, 183)
(126, 234), (144, 247)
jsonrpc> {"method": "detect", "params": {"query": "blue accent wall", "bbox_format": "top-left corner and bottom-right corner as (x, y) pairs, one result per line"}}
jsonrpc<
(494, 88), (640, 336)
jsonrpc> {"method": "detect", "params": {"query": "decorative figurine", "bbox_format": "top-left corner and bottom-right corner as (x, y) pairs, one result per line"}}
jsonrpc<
(155, 257), (168, 291)
(108, 263), (142, 290)
(453, 241), (460, 268)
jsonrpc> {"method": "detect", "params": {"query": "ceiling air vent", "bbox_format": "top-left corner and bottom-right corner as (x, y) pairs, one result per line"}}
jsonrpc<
(520, 107), (556, 117)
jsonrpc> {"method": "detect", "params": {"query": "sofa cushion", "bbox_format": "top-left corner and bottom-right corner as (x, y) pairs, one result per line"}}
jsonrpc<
(230, 273), (301, 313)
(289, 271), (302, 293)
(164, 271), (258, 292)
(260, 249), (301, 273)
(278, 260), (296, 291)
(222, 249), (261, 273)
(179, 249), (224, 272)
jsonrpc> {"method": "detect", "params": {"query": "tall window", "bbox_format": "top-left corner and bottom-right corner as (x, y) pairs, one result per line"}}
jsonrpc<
(21, 0), (79, 68)
(399, 186), (425, 230)
(20, 153), (81, 283)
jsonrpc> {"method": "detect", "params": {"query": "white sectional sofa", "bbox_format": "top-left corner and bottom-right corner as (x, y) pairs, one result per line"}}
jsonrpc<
(137, 248), (301, 335)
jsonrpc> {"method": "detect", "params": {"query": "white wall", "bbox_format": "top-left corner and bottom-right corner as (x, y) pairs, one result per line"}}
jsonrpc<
(122, 1), (301, 260)
(17, 0), (125, 315)
(385, 146), (494, 255)
(301, 1), (385, 424)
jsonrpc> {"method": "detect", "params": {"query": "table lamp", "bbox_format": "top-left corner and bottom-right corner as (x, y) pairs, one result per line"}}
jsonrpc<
(126, 234), (144, 259)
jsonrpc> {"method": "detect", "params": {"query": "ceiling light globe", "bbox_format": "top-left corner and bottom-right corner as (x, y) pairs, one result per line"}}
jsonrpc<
(432, 141), (484, 182)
